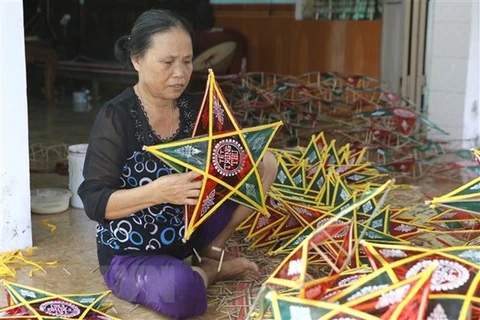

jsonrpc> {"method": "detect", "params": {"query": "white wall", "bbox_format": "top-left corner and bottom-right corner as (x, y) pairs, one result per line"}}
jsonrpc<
(426, 0), (480, 148)
(0, 0), (32, 252)
(462, 0), (479, 149)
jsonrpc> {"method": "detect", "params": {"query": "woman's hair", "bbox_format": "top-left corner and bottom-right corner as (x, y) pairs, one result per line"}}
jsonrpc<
(114, 9), (194, 69)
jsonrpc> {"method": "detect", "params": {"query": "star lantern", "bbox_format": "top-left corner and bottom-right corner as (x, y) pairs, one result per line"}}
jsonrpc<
(426, 176), (480, 216)
(471, 148), (480, 164)
(144, 70), (283, 240)
(0, 280), (119, 319)
(360, 242), (480, 319)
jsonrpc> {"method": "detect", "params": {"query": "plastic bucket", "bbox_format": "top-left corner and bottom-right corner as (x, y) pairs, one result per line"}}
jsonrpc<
(72, 90), (91, 113)
(68, 144), (88, 208)
(73, 91), (89, 103)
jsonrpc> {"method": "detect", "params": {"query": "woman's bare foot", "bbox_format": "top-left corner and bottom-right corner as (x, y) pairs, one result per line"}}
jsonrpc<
(195, 256), (260, 286)
(217, 257), (260, 281)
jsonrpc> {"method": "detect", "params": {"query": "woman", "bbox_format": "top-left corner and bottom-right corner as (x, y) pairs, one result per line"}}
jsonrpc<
(78, 9), (278, 319)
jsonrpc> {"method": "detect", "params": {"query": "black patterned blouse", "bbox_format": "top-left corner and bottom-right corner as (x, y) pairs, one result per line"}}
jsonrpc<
(78, 87), (200, 273)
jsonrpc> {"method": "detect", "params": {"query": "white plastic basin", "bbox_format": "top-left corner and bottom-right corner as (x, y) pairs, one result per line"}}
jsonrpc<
(31, 188), (72, 214)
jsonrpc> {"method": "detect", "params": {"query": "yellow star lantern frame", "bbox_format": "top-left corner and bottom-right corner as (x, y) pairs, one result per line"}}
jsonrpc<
(144, 70), (283, 241)
(0, 280), (119, 319)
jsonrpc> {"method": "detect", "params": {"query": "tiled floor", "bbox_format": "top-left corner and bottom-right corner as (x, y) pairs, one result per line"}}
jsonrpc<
(3, 94), (471, 319)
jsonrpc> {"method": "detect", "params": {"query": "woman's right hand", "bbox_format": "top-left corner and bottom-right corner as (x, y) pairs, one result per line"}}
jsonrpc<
(149, 171), (203, 206)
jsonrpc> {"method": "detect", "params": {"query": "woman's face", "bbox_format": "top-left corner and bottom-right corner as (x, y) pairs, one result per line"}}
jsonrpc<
(132, 26), (193, 101)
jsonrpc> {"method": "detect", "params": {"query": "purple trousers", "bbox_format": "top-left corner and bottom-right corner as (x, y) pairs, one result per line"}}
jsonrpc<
(103, 201), (236, 319)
